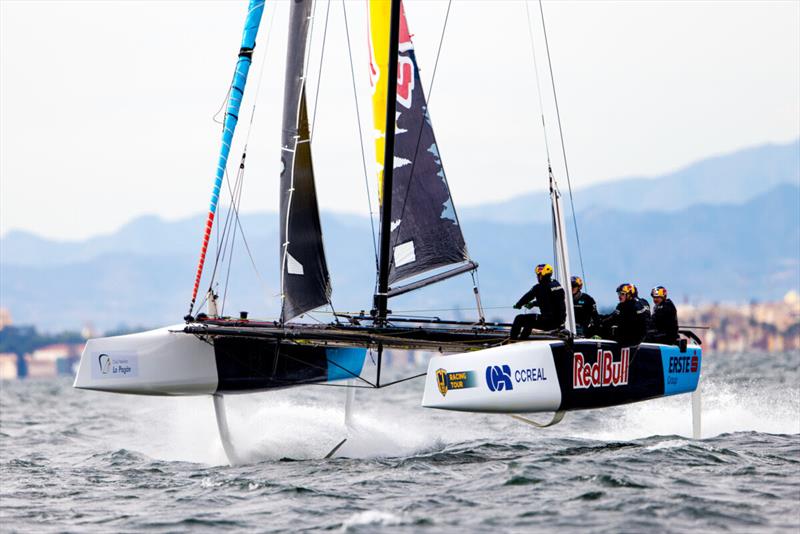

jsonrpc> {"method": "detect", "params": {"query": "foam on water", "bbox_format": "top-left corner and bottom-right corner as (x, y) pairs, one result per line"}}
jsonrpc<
(341, 510), (408, 530)
(2, 355), (799, 532)
(568, 377), (800, 442)
(109, 355), (800, 465)
(114, 387), (447, 465)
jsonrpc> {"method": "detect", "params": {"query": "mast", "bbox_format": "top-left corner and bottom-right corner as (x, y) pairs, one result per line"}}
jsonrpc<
(550, 170), (576, 334)
(374, 0), (402, 324)
(187, 0), (265, 317)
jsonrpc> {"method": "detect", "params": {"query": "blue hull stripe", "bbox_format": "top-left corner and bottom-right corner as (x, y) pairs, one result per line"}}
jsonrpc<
(660, 345), (702, 396)
(327, 348), (367, 382)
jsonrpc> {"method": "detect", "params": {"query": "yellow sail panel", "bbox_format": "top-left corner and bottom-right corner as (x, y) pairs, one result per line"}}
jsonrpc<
(369, 0), (391, 203)
(368, 0), (468, 284)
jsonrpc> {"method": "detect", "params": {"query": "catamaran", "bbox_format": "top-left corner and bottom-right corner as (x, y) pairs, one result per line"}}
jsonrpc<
(73, 0), (703, 463)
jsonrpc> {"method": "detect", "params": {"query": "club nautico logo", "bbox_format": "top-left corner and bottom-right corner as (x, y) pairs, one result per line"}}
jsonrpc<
(98, 353), (112, 374)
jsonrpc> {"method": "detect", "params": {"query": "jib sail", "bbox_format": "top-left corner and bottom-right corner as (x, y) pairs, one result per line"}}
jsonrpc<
(369, 1), (470, 287)
(280, 0), (331, 321)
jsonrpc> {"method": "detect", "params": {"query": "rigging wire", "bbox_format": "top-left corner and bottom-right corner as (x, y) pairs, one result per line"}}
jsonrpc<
(203, 2), (279, 313)
(379, 1), (485, 322)
(537, 0), (587, 286)
(524, 2), (553, 167)
(306, 0), (337, 316)
(386, 0), (457, 260)
(524, 1), (560, 276)
(207, 169), (238, 299)
(310, 0), (332, 138)
(243, 0), (278, 142)
(342, 0), (380, 279)
(220, 163), (248, 315)
(210, 164), (244, 314)
(212, 88), (232, 126)
(304, 0), (319, 102)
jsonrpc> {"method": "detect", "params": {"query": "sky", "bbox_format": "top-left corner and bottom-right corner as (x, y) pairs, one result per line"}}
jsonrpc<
(1, 0), (798, 241)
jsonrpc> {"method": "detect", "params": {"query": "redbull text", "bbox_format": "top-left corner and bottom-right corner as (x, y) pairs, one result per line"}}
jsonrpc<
(573, 348), (630, 389)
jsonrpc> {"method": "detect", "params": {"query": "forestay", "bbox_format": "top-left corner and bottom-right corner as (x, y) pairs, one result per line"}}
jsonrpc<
(280, 0), (331, 322)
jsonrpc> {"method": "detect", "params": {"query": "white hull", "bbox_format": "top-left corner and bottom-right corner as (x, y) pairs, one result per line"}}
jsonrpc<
(73, 326), (218, 395)
(422, 340), (562, 413)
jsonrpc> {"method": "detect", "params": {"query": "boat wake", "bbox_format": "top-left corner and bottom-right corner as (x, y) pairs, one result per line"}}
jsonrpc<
(116, 389), (445, 466)
(110, 368), (798, 467)
(562, 376), (800, 442)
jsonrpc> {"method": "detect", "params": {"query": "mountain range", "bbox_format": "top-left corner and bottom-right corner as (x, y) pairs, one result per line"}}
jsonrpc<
(1, 139), (798, 332)
(460, 139), (800, 223)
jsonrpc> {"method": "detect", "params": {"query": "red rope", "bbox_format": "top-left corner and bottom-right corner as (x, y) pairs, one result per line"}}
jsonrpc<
(190, 211), (216, 307)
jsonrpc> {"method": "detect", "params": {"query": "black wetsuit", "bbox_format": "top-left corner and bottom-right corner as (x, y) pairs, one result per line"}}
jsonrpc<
(647, 298), (679, 344)
(511, 278), (566, 339)
(602, 297), (648, 346)
(637, 296), (652, 326)
(573, 291), (599, 337)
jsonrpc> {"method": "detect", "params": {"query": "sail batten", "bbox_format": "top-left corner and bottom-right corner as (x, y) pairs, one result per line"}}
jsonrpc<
(280, 0), (331, 322)
(369, 1), (469, 290)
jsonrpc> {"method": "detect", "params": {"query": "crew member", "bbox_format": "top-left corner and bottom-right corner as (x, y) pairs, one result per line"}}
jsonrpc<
(632, 284), (651, 324)
(571, 276), (599, 337)
(511, 263), (566, 339)
(601, 283), (648, 346)
(646, 285), (679, 344)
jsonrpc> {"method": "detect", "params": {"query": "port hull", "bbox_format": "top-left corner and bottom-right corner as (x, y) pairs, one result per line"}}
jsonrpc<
(73, 325), (366, 396)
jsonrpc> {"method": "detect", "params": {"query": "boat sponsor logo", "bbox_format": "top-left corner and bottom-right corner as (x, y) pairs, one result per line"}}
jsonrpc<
(436, 368), (477, 397)
(514, 367), (547, 383)
(573, 348), (630, 389)
(99, 353), (112, 374)
(668, 355), (699, 374)
(92, 352), (139, 379)
(396, 56), (415, 109)
(485, 365), (513, 392)
(485, 365), (548, 392)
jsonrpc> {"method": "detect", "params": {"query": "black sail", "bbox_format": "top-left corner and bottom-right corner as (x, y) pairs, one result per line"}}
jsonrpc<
(371, 4), (469, 286)
(280, 0), (331, 322)
(388, 57), (469, 286)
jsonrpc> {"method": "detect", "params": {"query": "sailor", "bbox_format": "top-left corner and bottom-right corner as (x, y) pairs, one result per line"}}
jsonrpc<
(646, 285), (679, 344)
(571, 276), (599, 337)
(511, 263), (566, 339)
(601, 283), (648, 346)
(632, 284), (652, 325)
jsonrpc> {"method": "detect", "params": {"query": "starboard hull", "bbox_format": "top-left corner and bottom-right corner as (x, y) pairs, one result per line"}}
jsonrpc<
(421, 339), (701, 413)
(73, 325), (366, 396)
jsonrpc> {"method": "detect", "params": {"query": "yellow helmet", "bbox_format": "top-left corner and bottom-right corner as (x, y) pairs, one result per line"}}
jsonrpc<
(651, 286), (668, 299)
(617, 283), (635, 297)
(571, 276), (583, 289)
(535, 263), (553, 278)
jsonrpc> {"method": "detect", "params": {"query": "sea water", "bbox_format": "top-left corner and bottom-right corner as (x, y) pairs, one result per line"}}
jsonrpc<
(1, 351), (798, 532)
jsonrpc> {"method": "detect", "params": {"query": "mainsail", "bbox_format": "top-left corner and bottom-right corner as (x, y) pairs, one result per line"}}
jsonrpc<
(189, 0), (265, 312)
(369, 1), (469, 286)
(280, 0), (331, 322)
